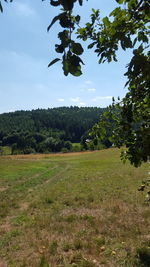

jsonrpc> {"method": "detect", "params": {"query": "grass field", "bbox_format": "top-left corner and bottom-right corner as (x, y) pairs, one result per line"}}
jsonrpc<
(0, 148), (150, 267)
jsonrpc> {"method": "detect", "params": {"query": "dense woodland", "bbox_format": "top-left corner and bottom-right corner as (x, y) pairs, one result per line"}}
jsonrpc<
(0, 106), (107, 154)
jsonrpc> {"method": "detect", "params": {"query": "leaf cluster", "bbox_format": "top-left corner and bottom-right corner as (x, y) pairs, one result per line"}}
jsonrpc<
(47, 0), (86, 76)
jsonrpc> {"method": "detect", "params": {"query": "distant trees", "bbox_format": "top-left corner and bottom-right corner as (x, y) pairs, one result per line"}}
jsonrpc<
(0, 107), (104, 154)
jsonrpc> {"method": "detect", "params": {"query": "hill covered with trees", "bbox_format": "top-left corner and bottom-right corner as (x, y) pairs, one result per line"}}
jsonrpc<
(0, 106), (105, 154)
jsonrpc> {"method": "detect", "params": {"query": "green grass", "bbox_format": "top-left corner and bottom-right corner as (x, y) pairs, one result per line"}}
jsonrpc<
(0, 148), (149, 266)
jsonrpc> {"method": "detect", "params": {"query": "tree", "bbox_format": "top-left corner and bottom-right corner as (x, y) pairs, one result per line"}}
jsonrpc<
(1, 0), (150, 166)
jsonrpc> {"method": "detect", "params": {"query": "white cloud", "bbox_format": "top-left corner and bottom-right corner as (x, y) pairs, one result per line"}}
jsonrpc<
(85, 80), (93, 85)
(88, 88), (96, 92)
(70, 97), (80, 102)
(14, 3), (36, 17)
(57, 98), (65, 102)
(92, 96), (112, 102)
(78, 102), (86, 106)
(69, 97), (86, 107)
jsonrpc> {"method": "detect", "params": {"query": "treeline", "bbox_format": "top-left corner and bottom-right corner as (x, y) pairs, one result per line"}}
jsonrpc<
(0, 106), (105, 154)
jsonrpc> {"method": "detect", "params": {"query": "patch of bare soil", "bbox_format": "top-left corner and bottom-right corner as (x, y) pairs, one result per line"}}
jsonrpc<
(19, 202), (29, 211)
(0, 259), (7, 267)
(0, 187), (8, 192)
(0, 217), (12, 234)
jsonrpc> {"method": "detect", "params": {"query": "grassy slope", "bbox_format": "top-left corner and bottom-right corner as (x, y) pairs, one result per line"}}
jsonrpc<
(0, 149), (149, 267)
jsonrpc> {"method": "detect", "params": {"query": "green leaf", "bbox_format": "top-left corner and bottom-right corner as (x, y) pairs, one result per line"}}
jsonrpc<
(88, 42), (96, 49)
(128, 0), (137, 9)
(110, 7), (121, 17)
(61, 0), (74, 11)
(92, 8), (96, 13)
(138, 32), (149, 43)
(50, 0), (60, 6)
(62, 56), (69, 76)
(55, 44), (64, 53)
(48, 58), (60, 67)
(102, 17), (110, 26)
(115, 0), (124, 3)
(75, 15), (80, 23)
(0, 2), (3, 12)
(59, 13), (73, 28)
(71, 69), (82, 76)
(47, 14), (61, 31)
(78, 0), (83, 6)
(69, 65), (82, 76)
(72, 42), (84, 55)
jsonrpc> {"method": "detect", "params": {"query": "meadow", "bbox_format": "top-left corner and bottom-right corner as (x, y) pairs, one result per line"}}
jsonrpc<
(0, 148), (150, 267)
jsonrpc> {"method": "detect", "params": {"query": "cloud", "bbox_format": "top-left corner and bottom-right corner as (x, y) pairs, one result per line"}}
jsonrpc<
(14, 3), (36, 17)
(78, 102), (86, 106)
(92, 96), (112, 102)
(69, 97), (86, 107)
(88, 88), (96, 92)
(57, 98), (65, 102)
(85, 80), (93, 85)
(70, 97), (80, 102)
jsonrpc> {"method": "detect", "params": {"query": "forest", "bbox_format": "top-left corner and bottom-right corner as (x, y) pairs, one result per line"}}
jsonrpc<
(0, 106), (108, 154)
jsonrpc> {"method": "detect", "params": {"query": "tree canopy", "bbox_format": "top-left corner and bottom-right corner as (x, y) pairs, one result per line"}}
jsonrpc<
(0, 0), (150, 166)
(0, 107), (105, 153)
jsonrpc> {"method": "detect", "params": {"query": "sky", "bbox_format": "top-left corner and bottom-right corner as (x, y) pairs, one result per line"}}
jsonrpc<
(0, 0), (132, 114)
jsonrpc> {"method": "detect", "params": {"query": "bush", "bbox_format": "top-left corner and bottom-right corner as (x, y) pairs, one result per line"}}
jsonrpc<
(61, 147), (69, 153)
(72, 143), (81, 152)
(64, 141), (72, 151)
(23, 148), (36, 154)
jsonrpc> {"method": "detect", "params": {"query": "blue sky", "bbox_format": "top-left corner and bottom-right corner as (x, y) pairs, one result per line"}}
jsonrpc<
(0, 0), (131, 113)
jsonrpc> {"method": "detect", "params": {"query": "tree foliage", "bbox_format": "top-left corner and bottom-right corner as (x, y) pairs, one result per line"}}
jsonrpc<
(0, 107), (105, 154)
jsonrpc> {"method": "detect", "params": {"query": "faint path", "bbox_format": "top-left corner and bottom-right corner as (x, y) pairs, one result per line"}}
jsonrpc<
(0, 162), (69, 237)
(19, 162), (70, 211)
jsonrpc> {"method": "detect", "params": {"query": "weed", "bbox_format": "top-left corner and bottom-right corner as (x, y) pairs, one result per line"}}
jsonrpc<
(63, 200), (71, 206)
(73, 239), (83, 250)
(70, 253), (95, 266)
(63, 242), (72, 252)
(80, 214), (95, 224)
(49, 240), (58, 255)
(104, 248), (112, 256)
(12, 214), (28, 226)
(39, 256), (49, 267)
(94, 236), (105, 247)
(65, 214), (78, 223)
(44, 197), (54, 205)
(87, 195), (94, 203)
